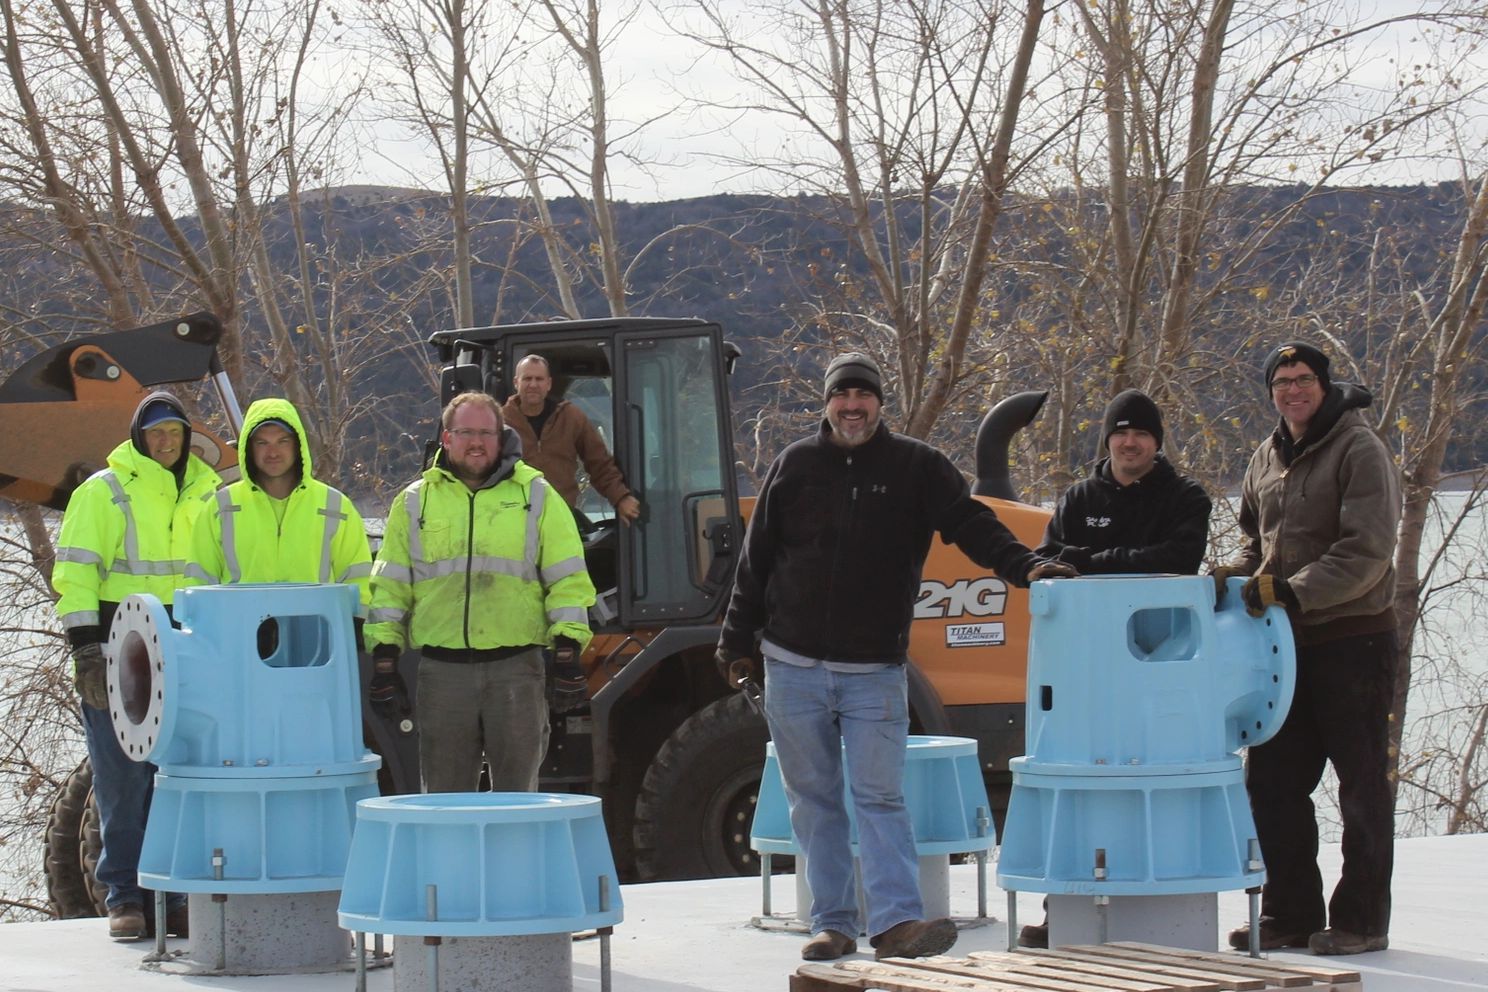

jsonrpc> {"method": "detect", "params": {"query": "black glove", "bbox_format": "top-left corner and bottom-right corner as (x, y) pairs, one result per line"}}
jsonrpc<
(1209, 564), (1249, 607)
(368, 646), (411, 719)
(714, 646), (760, 691)
(1054, 546), (1093, 572)
(548, 637), (588, 714)
(71, 642), (108, 710)
(1027, 560), (1078, 582)
(1241, 574), (1298, 617)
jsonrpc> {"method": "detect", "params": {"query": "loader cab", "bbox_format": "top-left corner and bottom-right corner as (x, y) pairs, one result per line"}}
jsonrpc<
(429, 318), (741, 631)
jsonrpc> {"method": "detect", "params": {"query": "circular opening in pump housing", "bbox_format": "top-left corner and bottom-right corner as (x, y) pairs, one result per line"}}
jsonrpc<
(118, 630), (154, 727)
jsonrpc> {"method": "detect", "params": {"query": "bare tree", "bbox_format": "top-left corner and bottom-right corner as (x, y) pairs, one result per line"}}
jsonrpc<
(672, 0), (1056, 440)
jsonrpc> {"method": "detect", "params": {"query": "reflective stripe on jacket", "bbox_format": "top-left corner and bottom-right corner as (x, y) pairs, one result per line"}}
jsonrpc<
(183, 398), (372, 614)
(53, 441), (221, 632)
(365, 459), (595, 653)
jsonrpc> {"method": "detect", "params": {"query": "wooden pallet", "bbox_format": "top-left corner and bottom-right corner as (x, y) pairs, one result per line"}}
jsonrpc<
(790, 941), (1363, 992)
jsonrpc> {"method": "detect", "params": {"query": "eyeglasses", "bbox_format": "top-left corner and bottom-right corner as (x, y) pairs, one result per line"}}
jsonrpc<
(1270, 374), (1318, 393)
(447, 428), (499, 440)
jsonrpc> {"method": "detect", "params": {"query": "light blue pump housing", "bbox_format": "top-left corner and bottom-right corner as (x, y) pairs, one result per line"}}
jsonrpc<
(337, 793), (624, 938)
(108, 584), (380, 894)
(750, 735), (995, 858)
(997, 575), (1294, 896)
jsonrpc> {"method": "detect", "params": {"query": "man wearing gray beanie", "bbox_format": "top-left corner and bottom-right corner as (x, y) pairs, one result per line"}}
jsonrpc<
(715, 350), (1075, 963)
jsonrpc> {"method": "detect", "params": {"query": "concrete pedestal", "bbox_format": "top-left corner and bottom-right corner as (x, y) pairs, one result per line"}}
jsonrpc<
(1046, 892), (1217, 951)
(184, 891), (349, 973)
(792, 854), (951, 934)
(393, 933), (571, 992)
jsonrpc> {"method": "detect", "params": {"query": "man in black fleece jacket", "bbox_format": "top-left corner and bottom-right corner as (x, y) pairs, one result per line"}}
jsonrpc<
(1036, 388), (1211, 576)
(715, 352), (1073, 963)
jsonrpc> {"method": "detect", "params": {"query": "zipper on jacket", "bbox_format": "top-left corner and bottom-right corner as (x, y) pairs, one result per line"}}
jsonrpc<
(462, 490), (476, 648)
(823, 451), (858, 647)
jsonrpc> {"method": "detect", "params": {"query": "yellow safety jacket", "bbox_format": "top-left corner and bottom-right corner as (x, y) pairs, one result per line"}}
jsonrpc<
(366, 443), (595, 654)
(53, 441), (221, 639)
(184, 398), (372, 614)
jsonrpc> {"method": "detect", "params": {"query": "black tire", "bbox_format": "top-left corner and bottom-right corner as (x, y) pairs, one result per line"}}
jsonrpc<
(43, 759), (105, 918)
(632, 692), (771, 881)
(79, 791), (107, 912)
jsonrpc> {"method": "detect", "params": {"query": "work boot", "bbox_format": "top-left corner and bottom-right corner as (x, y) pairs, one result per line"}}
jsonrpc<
(1226, 916), (1311, 951)
(801, 929), (857, 961)
(1017, 922), (1049, 948)
(107, 904), (148, 941)
(1308, 929), (1388, 955)
(871, 918), (958, 960)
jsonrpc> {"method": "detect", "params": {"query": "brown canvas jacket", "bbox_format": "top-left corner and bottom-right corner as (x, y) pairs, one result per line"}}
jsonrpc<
(500, 398), (631, 509)
(1235, 387), (1399, 638)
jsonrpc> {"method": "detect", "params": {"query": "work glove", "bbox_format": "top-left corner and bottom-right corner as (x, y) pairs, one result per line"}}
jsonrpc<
(1209, 564), (1249, 607)
(1026, 560), (1078, 582)
(368, 646), (411, 720)
(71, 642), (108, 710)
(714, 646), (760, 691)
(1241, 574), (1298, 618)
(548, 637), (589, 714)
(1052, 546), (1093, 572)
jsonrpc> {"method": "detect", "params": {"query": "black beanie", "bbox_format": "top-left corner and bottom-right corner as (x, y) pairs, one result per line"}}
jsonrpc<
(1263, 341), (1331, 391)
(823, 352), (884, 402)
(1101, 389), (1164, 449)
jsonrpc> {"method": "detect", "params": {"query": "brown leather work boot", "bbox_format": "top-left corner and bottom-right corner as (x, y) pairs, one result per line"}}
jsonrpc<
(1226, 916), (1312, 951)
(871, 918), (958, 960)
(108, 904), (147, 941)
(801, 929), (857, 960)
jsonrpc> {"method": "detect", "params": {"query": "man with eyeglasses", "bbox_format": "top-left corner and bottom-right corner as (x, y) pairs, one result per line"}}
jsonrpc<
(365, 391), (596, 793)
(1213, 342), (1400, 957)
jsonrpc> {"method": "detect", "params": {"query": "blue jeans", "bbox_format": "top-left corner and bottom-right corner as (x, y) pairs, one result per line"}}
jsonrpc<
(80, 702), (158, 911)
(763, 658), (919, 939)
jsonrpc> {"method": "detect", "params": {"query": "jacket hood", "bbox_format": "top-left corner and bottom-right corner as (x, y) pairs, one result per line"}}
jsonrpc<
(240, 398), (312, 489)
(129, 390), (193, 472)
(432, 424), (524, 490)
(1275, 381), (1373, 465)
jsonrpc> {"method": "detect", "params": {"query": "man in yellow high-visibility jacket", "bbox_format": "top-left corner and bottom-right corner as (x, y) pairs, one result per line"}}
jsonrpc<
(365, 391), (596, 793)
(185, 398), (372, 622)
(53, 392), (220, 941)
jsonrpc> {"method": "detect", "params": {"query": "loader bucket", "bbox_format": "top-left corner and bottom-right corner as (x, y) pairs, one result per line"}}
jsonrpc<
(0, 313), (238, 510)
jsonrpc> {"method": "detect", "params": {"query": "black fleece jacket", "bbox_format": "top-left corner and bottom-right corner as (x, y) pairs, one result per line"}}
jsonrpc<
(1035, 454), (1211, 575)
(719, 420), (1043, 664)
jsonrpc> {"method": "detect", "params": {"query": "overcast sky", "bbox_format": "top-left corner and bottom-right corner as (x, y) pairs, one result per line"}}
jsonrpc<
(353, 0), (1485, 203)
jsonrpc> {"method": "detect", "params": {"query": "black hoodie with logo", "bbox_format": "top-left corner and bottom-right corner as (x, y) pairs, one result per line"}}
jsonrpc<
(1036, 454), (1211, 575)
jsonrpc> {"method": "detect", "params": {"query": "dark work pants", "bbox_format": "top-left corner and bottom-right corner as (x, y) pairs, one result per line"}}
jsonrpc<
(1246, 629), (1397, 938)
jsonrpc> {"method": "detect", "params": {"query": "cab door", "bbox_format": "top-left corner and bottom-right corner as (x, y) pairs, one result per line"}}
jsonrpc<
(613, 324), (740, 626)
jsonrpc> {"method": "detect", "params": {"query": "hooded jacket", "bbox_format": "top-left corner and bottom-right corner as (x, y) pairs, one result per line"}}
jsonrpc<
(184, 398), (372, 613)
(719, 420), (1042, 664)
(1036, 454), (1211, 575)
(500, 397), (631, 509)
(365, 425), (596, 654)
(53, 391), (222, 646)
(1235, 382), (1400, 643)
